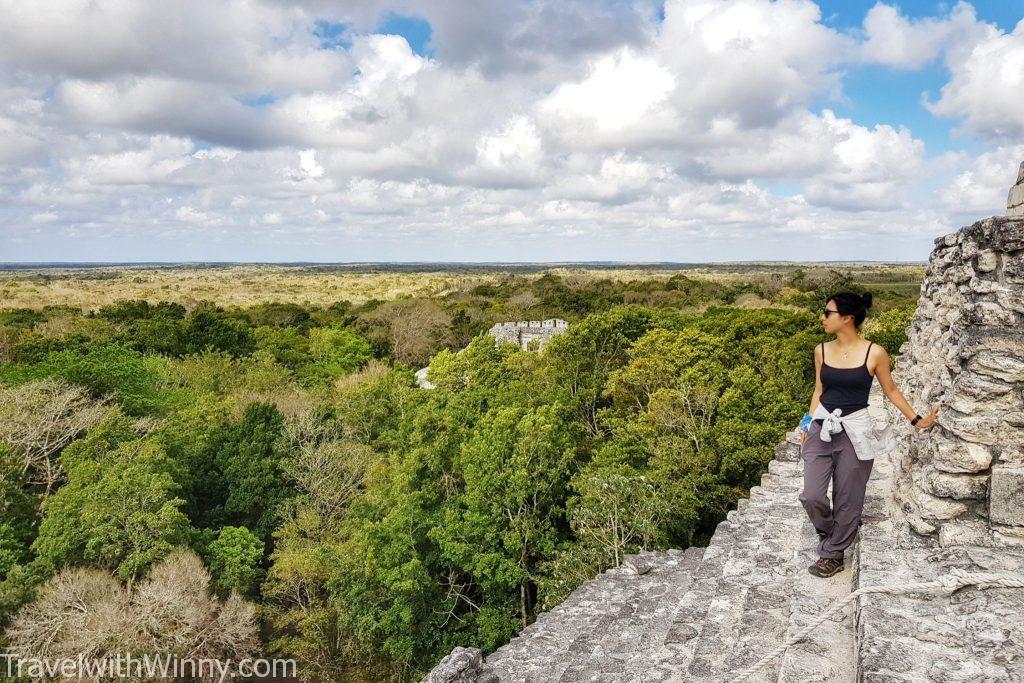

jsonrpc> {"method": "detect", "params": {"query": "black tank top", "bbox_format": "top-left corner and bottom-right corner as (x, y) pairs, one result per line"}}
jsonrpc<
(819, 341), (873, 416)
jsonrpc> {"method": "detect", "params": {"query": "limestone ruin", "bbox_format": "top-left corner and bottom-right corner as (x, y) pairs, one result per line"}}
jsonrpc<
(423, 164), (1024, 682)
(488, 318), (569, 352)
(415, 319), (570, 388)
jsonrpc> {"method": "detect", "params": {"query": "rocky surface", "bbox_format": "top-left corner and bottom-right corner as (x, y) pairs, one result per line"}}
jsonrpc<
(887, 215), (1024, 542)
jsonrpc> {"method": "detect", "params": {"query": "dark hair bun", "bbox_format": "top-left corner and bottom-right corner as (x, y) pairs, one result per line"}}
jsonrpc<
(861, 292), (873, 309)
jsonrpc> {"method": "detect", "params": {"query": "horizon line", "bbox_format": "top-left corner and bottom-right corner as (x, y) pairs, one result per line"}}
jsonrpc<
(0, 259), (928, 267)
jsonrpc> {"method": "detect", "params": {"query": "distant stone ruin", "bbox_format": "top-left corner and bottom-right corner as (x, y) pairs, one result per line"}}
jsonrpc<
(423, 163), (1024, 682)
(488, 319), (569, 352)
(415, 319), (570, 388)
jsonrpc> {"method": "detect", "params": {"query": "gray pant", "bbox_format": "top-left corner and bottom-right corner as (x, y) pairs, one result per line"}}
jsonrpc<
(799, 420), (874, 560)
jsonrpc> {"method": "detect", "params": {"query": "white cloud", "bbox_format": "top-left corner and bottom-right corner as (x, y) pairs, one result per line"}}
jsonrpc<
(541, 47), (675, 132)
(175, 205), (210, 222)
(860, 2), (985, 69)
(30, 211), (58, 223)
(0, 0), (1019, 262)
(656, 0), (851, 128)
(939, 144), (1024, 216)
(63, 136), (193, 188)
(926, 20), (1024, 140)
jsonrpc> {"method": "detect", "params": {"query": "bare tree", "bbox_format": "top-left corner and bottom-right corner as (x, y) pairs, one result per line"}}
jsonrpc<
(288, 439), (376, 522)
(4, 566), (131, 661)
(0, 379), (115, 495)
(6, 549), (260, 679)
(366, 299), (452, 367)
(646, 380), (718, 455)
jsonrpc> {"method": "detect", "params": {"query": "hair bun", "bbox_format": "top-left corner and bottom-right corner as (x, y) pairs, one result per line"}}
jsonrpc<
(861, 292), (873, 309)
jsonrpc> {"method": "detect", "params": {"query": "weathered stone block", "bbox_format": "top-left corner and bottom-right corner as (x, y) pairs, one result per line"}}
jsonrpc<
(926, 466), (989, 499)
(1009, 183), (1024, 217)
(932, 438), (994, 472)
(992, 522), (1024, 547)
(911, 484), (969, 521)
(969, 351), (1024, 383)
(966, 301), (1018, 325)
(1005, 252), (1024, 282)
(938, 519), (997, 547)
(998, 442), (1024, 465)
(423, 647), (488, 683)
(976, 249), (998, 272)
(992, 217), (1024, 250)
(996, 286), (1024, 314)
(938, 408), (1007, 445)
(990, 465), (1024, 526)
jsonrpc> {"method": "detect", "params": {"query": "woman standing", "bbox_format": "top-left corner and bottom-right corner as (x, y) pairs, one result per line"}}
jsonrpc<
(798, 291), (938, 578)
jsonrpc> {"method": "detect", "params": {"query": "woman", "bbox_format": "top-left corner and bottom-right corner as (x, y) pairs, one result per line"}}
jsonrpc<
(798, 291), (938, 578)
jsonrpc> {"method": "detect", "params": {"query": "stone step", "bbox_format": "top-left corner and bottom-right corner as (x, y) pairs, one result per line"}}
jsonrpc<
(643, 499), (801, 680)
(680, 501), (807, 680)
(553, 547), (705, 682)
(774, 514), (858, 682)
(482, 551), (695, 682)
(602, 454), (809, 682)
(569, 512), (781, 682)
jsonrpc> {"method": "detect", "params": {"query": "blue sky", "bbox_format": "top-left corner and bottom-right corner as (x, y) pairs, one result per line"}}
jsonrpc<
(1, 0), (1022, 263)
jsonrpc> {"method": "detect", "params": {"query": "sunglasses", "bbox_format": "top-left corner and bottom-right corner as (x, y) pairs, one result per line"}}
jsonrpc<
(822, 307), (842, 318)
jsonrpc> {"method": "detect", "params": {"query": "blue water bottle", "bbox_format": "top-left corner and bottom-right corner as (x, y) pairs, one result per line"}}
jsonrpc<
(798, 411), (812, 433)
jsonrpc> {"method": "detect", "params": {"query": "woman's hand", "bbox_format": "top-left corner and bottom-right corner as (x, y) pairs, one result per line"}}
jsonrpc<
(914, 406), (939, 430)
(800, 430), (808, 447)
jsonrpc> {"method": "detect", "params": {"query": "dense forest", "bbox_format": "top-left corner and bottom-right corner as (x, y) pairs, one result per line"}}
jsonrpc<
(0, 268), (916, 681)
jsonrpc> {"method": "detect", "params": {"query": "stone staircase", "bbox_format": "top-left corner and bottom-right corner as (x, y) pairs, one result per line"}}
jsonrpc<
(425, 382), (1024, 683)
(428, 426), (861, 683)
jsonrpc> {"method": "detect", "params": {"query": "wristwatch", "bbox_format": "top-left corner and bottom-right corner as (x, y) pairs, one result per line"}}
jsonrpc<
(910, 414), (922, 426)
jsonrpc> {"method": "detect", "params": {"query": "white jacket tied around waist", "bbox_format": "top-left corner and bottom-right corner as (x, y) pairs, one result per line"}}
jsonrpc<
(811, 403), (895, 461)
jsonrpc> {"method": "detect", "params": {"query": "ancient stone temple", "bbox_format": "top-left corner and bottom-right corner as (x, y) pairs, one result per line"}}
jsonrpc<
(424, 165), (1024, 683)
(415, 319), (570, 388)
(488, 319), (569, 351)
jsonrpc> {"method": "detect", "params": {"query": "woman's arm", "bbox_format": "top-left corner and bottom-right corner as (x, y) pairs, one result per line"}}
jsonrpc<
(809, 342), (823, 415)
(871, 345), (939, 428)
(802, 344), (824, 446)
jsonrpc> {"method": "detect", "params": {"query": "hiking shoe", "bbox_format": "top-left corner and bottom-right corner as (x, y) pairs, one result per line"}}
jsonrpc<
(808, 557), (844, 578)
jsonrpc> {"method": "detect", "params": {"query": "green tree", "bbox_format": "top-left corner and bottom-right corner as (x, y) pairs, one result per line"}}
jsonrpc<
(303, 326), (373, 383)
(214, 402), (294, 542)
(32, 416), (192, 581)
(184, 308), (255, 357)
(206, 526), (264, 596)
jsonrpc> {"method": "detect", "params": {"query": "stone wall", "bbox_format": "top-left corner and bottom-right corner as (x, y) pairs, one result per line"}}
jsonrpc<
(887, 212), (1024, 545)
(487, 318), (569, 351)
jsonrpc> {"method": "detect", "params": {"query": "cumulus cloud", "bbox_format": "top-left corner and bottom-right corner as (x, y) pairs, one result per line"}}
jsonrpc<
(939, 144), (1024, 216)
(0, 0), (1018, 262)
(860, 2), (987, 69)
(926, 20), (1024, 140)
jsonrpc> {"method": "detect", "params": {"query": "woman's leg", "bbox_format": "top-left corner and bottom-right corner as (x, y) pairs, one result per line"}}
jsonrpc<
(819, 429), (874, 560)
(799, 422), (835, 546)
